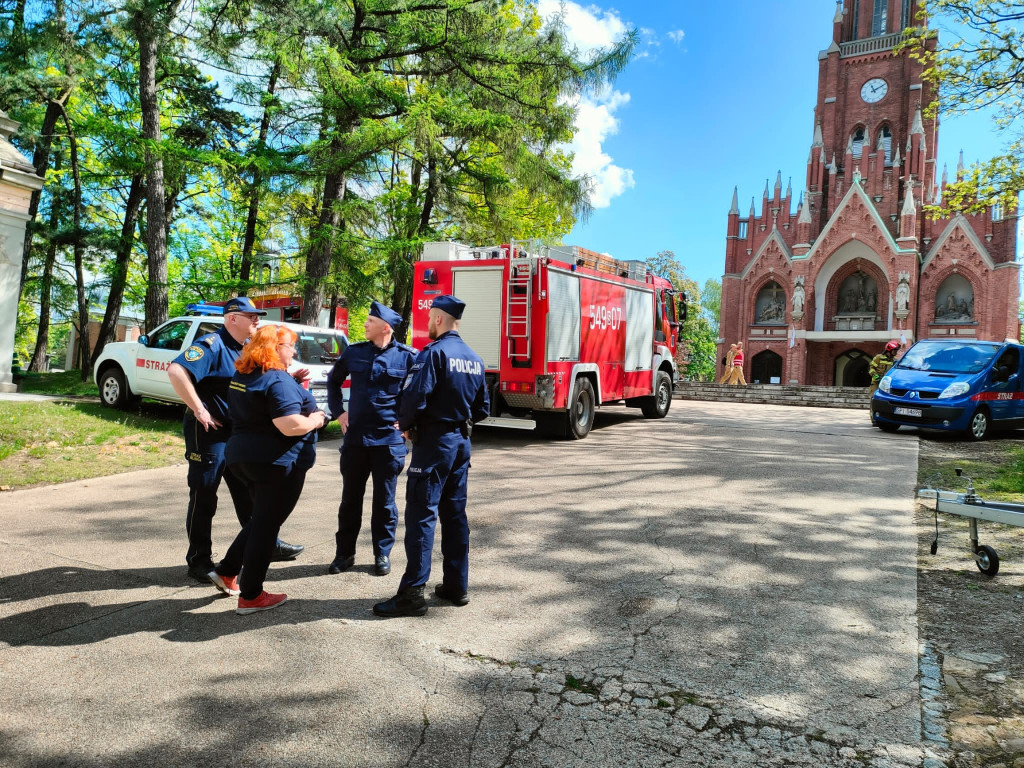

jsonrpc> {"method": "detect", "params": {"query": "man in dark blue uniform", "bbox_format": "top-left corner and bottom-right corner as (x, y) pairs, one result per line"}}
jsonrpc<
(167, 296), (305, 583)
(326, 301), (416, 577)
(373, 295), (490, 617)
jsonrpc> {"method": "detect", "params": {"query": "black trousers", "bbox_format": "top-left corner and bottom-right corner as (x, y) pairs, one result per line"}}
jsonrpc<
(183, 414), (252, 569)
(218, 462), (307, 600)
(336, 442), (405, 559)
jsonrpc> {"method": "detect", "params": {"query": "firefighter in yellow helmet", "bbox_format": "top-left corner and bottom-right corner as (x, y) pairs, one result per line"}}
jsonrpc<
(869, 340), (901, 395)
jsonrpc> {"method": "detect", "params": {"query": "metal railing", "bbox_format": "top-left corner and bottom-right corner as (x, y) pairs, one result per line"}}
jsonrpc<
(840, 32), (907, 58)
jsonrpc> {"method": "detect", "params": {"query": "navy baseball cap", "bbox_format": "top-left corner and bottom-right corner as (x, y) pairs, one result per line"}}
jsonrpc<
(431, 294), (465, 320)
(369, 301), (402, 328)
(223, 296), (267, 316)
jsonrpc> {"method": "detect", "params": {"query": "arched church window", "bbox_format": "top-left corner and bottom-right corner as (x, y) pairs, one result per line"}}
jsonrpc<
(879, 124), (893, 165)
(872, 0), (887, 35)
(934, 274), (975, 323)
(754, 281), (787, 325)
(901, 0), (913, 28)
(851, 126), (866, 158)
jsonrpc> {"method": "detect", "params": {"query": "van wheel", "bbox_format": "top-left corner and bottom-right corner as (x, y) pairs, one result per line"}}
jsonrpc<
(567, 377), (596, 439)
(877, 422), (899, 433)
(641, 371), (672, 419)
(98, 367), (132, 410)
(968, 408), (991, 441)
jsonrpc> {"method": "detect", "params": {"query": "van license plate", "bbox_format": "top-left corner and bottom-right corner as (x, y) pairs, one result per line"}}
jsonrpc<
(894, 407), (922, 417)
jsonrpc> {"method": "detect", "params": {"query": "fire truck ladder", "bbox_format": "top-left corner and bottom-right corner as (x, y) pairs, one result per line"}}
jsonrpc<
(506, 258), (533, 366)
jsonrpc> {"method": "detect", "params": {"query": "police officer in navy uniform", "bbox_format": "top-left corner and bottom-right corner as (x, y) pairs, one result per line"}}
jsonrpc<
(167, 296), (305, 583)
(326, 301), (416, 576)
(373, 295), (490, 618)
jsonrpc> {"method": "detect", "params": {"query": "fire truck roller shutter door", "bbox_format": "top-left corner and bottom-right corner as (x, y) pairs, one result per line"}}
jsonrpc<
(546, 269), (581, 362)
(625, 286), (654, 371)
(451, 268), (503, 370)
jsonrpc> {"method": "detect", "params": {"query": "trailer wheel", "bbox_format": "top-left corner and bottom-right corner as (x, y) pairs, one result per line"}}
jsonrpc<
(641, 371), (672, 419)
(975, 544), (1000, 577)
(567, 377), (596, 439)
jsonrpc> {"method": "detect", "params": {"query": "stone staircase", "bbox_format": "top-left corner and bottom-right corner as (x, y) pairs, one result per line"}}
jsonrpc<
(673, 381), (870, 410)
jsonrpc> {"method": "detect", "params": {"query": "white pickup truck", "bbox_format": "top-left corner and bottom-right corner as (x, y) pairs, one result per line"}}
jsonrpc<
(93, 312), (349, 415)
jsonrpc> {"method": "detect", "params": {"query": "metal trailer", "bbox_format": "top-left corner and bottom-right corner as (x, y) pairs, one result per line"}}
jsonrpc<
(917, 469), (1024, 577)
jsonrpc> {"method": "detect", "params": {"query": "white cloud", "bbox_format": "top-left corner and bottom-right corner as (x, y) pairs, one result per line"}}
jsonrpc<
(565, 89), (635, 208)
(668, 29), (685, 44)
(536, 1), (635, 208)
(536, 0), (628, 55)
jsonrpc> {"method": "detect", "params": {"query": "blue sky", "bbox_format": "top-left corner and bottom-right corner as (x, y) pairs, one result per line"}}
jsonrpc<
(538, 0), (1016, 292)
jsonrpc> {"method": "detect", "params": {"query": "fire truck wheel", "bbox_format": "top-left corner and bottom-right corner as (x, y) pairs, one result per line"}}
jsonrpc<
(568, 377), (596, 439)
(641, 371), (672, 419)
(98, 366), (133, 410)
(534, 412), (566, 438)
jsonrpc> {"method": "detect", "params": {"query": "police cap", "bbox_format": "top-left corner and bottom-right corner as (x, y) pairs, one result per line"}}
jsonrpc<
(431, 294), (465, 320)
(223, 296), (267, 316)
(369, 301), (402, 328)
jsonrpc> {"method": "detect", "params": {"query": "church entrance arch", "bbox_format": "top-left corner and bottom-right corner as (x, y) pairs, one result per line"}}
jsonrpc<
(834, 349), (872, 387)
(751, 350), (783, 384)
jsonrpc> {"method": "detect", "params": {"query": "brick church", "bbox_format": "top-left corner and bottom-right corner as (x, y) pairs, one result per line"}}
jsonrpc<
(718, 0), (1020, 387)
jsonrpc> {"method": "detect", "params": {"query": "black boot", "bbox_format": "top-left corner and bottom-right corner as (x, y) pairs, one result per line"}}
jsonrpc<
(373, 586), (427, 617)
(434, 582), (470, 606)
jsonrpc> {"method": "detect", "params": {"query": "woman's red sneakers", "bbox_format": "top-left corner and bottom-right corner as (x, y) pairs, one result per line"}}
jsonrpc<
(236, 591), (288, 615)
(207, 571), (240, 597)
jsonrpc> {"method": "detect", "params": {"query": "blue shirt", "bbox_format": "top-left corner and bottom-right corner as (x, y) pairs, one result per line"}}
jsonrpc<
(172, 326), (242, 433)
(397, 331), (490, 430)
(226, 368), (319, 470)
(327, 339), (416, 447)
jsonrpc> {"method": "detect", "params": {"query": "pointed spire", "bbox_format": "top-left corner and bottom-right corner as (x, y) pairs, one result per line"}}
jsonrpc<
(729, 186), (739, 214)
(798, 192), (812, 224)
(831, 152), (837, 169)
(902, 187), (917, 216)
(833, 1), (843, 23)
(846, 135), (855, 154)
(893, 146), (902, 167)
(957, 149), (965, 177)
(798, 190), (804, 207)
(774, 170), (782, 193)
(906, 136), (912, 153)
(813, 122), (823, 147)
(920, 134), (926, 154)
(749, 197), (756, 218)
(941, 163), (948, 187)
(764, 179), (770, 197)
(877, 131), (886, 150)
(785, 177), (792, 199)
(910, 105), (925, 135)
(820, 146), (827, 165)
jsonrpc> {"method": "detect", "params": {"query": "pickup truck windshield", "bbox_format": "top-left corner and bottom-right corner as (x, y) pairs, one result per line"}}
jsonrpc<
(896, 341), (1001, 374)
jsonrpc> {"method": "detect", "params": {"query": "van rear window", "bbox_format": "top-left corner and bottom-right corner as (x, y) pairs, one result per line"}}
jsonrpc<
(294, 334), (347, 365)
(897, 341), (1001, 374)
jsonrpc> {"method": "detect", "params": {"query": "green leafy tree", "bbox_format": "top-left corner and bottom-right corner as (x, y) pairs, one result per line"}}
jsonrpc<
(903, 1), (1024, 214)
(647, 250), (717, 381)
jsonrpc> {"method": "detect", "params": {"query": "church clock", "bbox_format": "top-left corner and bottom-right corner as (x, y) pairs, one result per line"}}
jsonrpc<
(860, 78), (888, 103)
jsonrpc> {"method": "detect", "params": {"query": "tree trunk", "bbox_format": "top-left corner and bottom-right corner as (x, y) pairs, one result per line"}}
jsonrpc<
(18, 100), (62, 300)
(93, 174), (144, 363)
(239, 60), (281, 292)
(134, 3), (172, 331)
(301, 165), (347, 326)
(393, 155), (438, 337)
(29, 153), (62, 373)
(53, 100), (91, 378)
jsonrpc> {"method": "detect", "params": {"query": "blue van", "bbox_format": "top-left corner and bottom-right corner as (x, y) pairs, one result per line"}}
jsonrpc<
(871, 338), (1024, 439)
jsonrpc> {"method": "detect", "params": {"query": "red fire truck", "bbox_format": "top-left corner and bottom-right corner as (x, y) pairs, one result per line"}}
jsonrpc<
(210, 292), (349, 335)
(411, 241), (686, 439)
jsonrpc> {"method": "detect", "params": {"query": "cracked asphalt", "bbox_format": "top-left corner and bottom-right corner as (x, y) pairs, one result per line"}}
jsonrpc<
(0, 400), (927, 767)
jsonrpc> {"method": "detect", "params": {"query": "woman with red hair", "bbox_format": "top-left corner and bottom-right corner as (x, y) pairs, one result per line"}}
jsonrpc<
(208, 324), (329, 614)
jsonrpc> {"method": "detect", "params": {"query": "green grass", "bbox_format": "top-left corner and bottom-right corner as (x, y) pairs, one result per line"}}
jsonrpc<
(918, 445), (1024, 502)
(0, 401), (183, 488)
(14, 369), (99, 397)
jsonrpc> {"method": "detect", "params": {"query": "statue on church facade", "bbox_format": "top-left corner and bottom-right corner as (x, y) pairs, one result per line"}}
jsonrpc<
(791, 277), (805, 317)
(896, 273), (911, 313)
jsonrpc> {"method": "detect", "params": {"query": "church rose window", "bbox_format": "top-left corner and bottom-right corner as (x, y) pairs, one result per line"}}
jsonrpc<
(934, 274), (975, 324)
(754, 281), (787, 325)
(872, 0), (887, 35)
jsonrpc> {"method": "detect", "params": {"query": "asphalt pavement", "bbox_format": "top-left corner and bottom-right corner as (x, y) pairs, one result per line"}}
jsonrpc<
(0, 400), (929, 767)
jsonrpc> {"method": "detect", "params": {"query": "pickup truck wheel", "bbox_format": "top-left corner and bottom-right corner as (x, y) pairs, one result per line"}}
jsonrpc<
(99, 367), (132, 410)
(968, 408), (991, 441)
(567, 377), (595, 440)
(641, 371), (672, 419)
